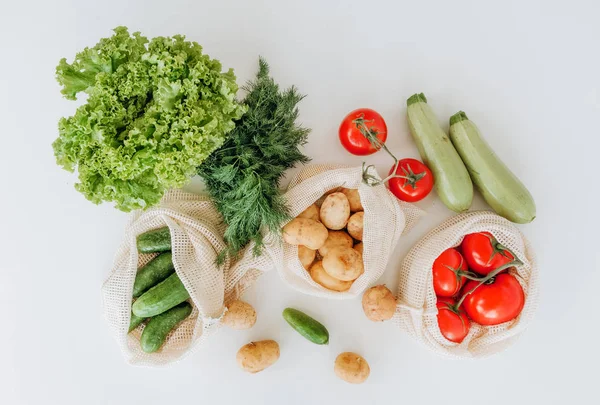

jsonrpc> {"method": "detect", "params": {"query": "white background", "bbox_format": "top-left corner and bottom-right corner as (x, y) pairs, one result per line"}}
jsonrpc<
(1, 0), (599, 404)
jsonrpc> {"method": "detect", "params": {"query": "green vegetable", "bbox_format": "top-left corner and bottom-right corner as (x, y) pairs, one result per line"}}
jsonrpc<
(132, 273), (190, 317)
(282, 308), (329, 345)
(53, 27), (246, 211)
(406, 93), (473, 212)
(128, 311), (146, 332)
(449, 112), (536, 223)
(132, 252), (175, 297)
(140, 302), (192, 353)
(198, 58), (310, 262)
(136, 228), (171, 254)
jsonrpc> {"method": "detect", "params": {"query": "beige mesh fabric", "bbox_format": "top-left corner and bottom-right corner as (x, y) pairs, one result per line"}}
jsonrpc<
(393, 211), (539, 358)
(278, 164), (424, 299)
(101, 190), (271, 367)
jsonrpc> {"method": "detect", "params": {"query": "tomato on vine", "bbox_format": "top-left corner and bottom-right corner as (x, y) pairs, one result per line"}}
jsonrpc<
(461, 232), (517, 275)
(388, 158), (433, 202)
(436, 297), (470, 343)
(432, 248), (470, 297)
(339, 108), (387, 156)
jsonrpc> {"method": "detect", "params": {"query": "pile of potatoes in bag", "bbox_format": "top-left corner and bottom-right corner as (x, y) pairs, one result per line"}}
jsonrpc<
(283, 188), (365, 292)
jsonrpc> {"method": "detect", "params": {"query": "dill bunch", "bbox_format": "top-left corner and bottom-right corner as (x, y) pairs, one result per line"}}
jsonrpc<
(198, 57), (310, 262)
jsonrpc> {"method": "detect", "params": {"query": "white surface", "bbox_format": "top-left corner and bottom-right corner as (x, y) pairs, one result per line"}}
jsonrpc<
(1, 0), (599, 403)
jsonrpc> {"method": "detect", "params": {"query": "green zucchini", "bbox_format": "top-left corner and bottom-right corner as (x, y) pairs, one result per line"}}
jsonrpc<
(132, 273), (190, 318)
(140, 302), (192, 353)
(137, 227), (171, 253)
(132, 252), (175, 298)
(282, 308), (329, 345)
(128, 311), (146, 332)
(407, 93), (473, 212)
(449, 111), (536, 223)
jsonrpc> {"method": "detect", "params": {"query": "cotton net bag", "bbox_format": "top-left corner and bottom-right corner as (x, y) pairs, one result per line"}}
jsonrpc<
(393, 211), (539, 358)
(277, 164), (424, 299)
(101, 190), (270, 367)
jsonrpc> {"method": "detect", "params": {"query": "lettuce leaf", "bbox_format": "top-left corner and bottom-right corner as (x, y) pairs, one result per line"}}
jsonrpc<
(53, 27), (246, 211)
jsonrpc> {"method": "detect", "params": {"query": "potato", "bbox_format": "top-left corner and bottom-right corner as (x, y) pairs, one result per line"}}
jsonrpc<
(236, 340), (280, 373)
(362, 285), (396, 322)
(354, 242), (363, 255)
(222, 300), (257, 330)
(320, 192), (350, 230)
(298, 245), (316, 270)
(341, 188), (363, 212)
(318, 230), (353, 257)
(322, 246), (364, 281)
(297, 204), (320, 222)
(309, 261), (353, 292)
(334, 352), (370, 384)
(347, 212), (364, 241)
(283, 218), (329, 250)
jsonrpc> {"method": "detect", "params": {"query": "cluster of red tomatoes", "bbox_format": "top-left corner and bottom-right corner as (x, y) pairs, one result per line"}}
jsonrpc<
(338, 108), (433, 202)
(433, 232), (526, 343)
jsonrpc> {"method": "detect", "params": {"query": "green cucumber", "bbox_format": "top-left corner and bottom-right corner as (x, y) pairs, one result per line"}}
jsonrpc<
(137, 227), (171, 253)
(282, 308), (329, 345)
(449, 111), (536, 223)
(132, 273), (190, 318)
(140, 302), (192, 353)
(407, 93), (473, 212)
(132, 252), (175, 298)
(128, 311), (146, 332)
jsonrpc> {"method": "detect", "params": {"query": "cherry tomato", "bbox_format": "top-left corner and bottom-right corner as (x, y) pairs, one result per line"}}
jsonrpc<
(461, 232), (516, 275)
(432, 248), (468, 297)
(436, 297), (470, 343)
(462, 273), (525, 326)
(388, 158), (434, 202)
(339, 108), (387, 156)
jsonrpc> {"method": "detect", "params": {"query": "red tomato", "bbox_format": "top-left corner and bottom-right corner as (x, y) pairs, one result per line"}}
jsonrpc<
(388, 158), (434, 202)
(432, 248), (467, 297)
(436, 297), (470, 343)
(339, 108), (387, 156)
(461, 232), (516, 275)
(462, 273), (525, 326)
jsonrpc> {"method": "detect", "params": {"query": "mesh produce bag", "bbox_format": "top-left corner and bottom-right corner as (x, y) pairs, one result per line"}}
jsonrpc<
(101, 190), (272, 367)
(276, 164), (424, 299)
(393, 211), (539, 358)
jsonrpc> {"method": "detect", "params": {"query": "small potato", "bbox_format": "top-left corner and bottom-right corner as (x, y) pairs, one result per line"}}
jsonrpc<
(362, 285), (396, 322)
(222, 300), (257, 330)
(298, 245), (316, 270)
(236, 340), (280, 373)
(347, 212), (364, 241)
(309, 261), (353, 292)
(283, 218), (329, 250)
(297, 204), (320, 222)
(354, 242), (364, 255)
(320, 192), (351, 230)
(318, 230), (353, 257)
(334, 352), (370, 384)
(322, 246), (364, 281)
(341, 188), (363, 212)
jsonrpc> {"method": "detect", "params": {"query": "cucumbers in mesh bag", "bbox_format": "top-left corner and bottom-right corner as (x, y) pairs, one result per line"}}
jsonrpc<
(137, 227), (171, 253)
(128, 311), (146, 333)
(407, 93), (473, 212)
(132, 272), (190, 318)
(449, 111), (536, 223)
(132, 252), (175, 298)
(140, 302), (193, 353)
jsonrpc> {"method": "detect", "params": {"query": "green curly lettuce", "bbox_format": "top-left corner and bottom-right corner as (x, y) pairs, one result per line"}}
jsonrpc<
(53, 26), (246, 211)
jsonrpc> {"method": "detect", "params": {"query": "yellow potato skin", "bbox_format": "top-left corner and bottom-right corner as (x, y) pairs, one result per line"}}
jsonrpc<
(297, 204), (320, 222)
(362, 285), (396, 322)
(222, 300), (257, 330)
(334, 352), (370, 384)
(354, 242), (363, 255)
(283, 218), (329, 250)
(318, 230), (353, 257)
(236, 340), (280, 373)
(320, 192), (351, 230)
(298, 245), (316, 270)
(309, 261), (353, 292)
(347, 212), (364, 241)
(322, 246), (364, 281)
(341, 188), (363, 212)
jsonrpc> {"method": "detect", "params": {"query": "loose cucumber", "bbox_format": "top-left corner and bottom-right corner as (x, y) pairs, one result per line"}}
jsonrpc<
(132, 252), (175, 298)
(128, 311), (146, 332)
(132, 273), (190, 318)
(449, 112), (536, 223)
(140, 302), (192, 353)
(282, 308), (329, 345)
(137, 227), (171, 253)
(407, 93), (473, 212)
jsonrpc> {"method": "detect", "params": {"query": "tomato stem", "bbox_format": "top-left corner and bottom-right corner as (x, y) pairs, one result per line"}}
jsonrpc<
(454, 260), (521, 309)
